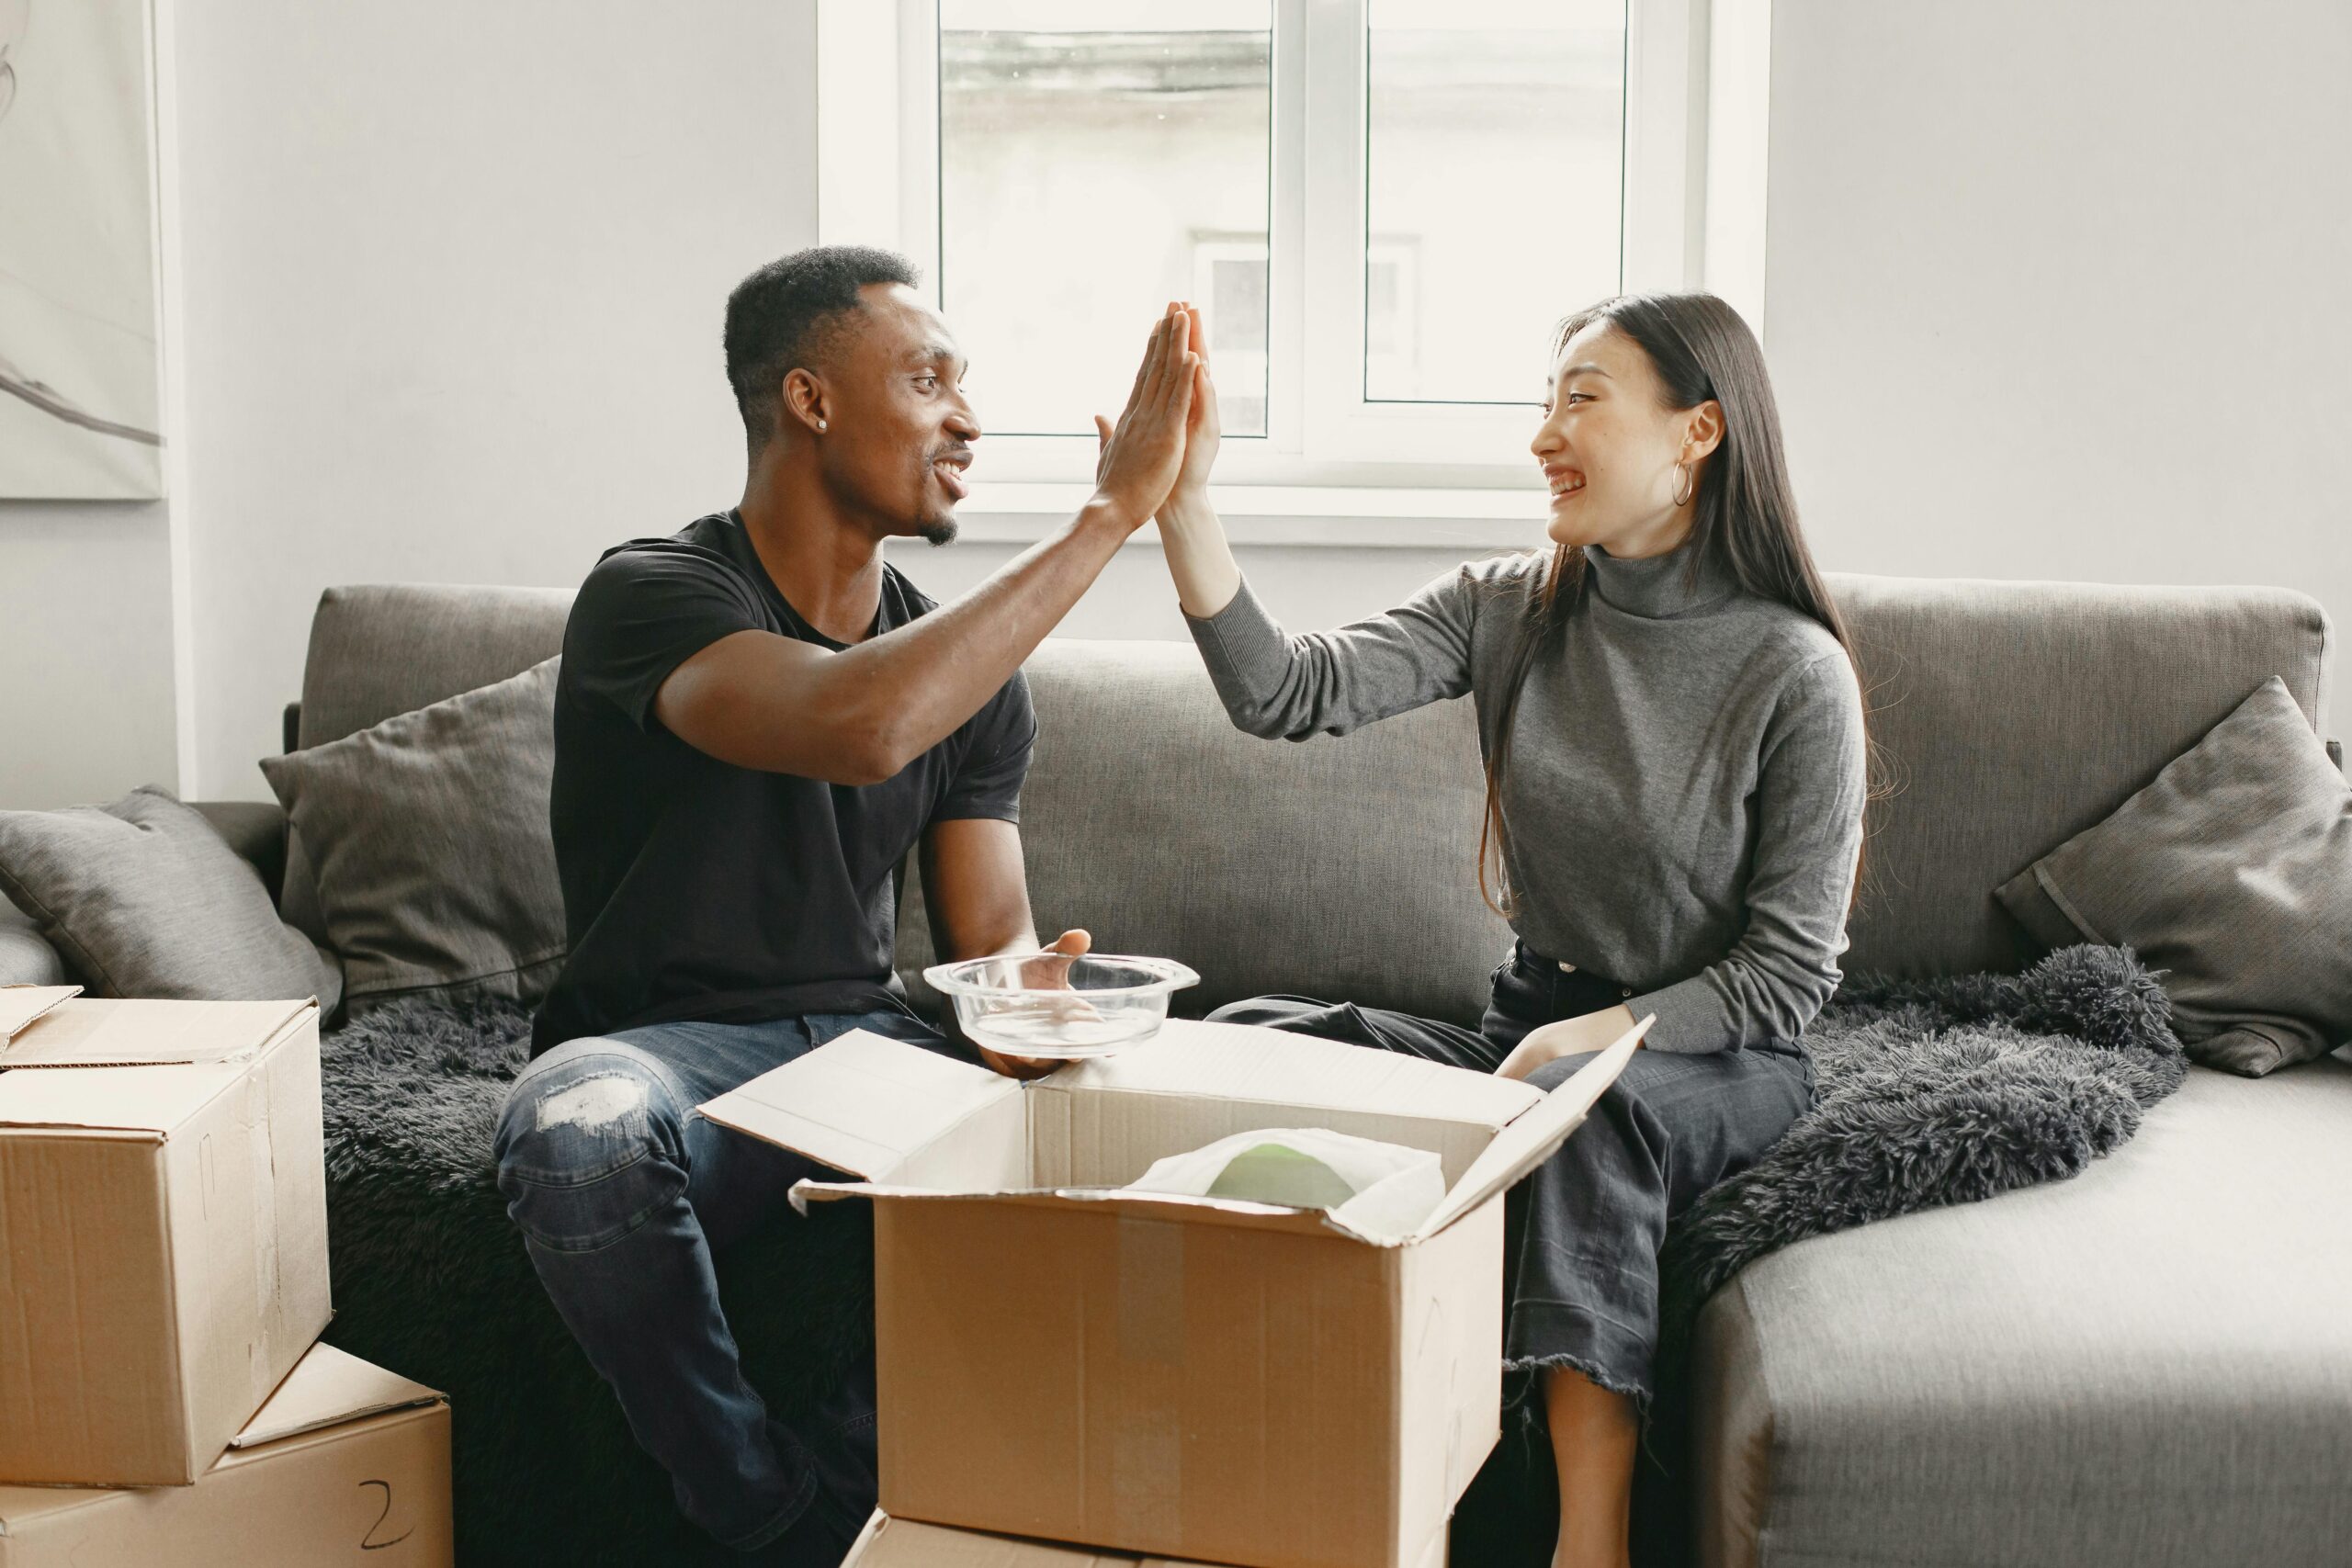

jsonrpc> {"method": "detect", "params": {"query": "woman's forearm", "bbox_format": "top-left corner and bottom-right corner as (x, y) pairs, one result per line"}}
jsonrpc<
(1156, 491), (1243, 620)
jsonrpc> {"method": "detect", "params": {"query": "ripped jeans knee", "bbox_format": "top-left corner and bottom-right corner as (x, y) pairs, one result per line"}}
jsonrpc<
(493, 1043), (690, 1254)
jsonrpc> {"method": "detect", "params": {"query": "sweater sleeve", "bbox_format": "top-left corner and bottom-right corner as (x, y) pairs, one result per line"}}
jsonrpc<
(1626, 650), (1869, 1054)
(1183, 565), (1499, 740)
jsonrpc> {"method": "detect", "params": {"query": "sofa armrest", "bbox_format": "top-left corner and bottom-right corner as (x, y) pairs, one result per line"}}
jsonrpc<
(0, 902), (70, 987)
(191, 800), (289, 906)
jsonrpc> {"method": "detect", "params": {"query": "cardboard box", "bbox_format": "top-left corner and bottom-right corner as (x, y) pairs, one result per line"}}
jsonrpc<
(701, 1017), (1643, 1568)
(845, 1508), (1230, 1565)
(0, 998), (331, 1485)
(0, 1341), (452, 1566)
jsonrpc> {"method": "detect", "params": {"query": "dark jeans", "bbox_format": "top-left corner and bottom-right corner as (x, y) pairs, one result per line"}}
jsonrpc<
(1208, 940), (1815, 1411)
(491, 1007), (957, 1557)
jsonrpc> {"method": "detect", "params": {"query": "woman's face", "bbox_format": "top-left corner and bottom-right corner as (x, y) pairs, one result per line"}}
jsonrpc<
(1530, 321), (1720, 557)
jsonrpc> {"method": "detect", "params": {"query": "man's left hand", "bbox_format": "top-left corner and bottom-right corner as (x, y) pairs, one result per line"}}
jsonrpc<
(974, 928), (1092, 1080)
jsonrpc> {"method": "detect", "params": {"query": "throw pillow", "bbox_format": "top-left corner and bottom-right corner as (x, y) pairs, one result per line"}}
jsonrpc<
(0, 785), (342, 1009)
(258, 658), (566, 1015)
(1995, 676), (2351, 1075)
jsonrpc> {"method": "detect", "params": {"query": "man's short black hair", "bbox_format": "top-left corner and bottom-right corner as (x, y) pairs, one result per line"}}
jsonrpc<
(724, 245), (921, 449)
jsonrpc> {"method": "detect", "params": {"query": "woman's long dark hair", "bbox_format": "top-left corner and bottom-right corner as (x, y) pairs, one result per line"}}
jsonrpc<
(1477, 291), (1873, 916)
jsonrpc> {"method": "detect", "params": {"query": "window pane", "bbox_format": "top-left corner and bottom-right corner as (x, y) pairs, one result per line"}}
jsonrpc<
(940, 1), (1272, 436)
(1366, 0), (1625, 404)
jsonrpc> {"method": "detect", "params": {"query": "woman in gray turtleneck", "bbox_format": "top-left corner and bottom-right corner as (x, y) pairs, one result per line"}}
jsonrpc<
(1142, 292), (1867, 1568)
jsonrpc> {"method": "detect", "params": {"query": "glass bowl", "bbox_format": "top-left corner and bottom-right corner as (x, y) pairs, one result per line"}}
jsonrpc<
(922, 953), (1202, 1060)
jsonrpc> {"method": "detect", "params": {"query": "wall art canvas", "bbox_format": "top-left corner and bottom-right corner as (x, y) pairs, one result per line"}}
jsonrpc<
(0, 0), (164, 499)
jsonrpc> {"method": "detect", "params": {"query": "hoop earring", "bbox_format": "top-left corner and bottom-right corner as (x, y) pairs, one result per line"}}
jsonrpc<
(1670, 461), (1694, 507)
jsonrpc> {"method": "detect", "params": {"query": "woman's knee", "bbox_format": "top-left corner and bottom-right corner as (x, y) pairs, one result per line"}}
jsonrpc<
(494, 1043), (689, 1248)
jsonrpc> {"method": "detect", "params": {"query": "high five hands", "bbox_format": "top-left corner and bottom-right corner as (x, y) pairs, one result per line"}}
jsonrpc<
(1092, 301), (1218, 528)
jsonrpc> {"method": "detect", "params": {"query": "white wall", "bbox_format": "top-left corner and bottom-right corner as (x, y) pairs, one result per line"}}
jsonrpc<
(1765, 0), (2350, 729)
(4, 1), (2345, 809)
(0, 502), (179, 807)
(168, 0), (822, 799)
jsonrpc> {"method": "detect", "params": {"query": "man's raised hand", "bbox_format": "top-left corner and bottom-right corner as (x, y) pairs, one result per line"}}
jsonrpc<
(1091, 303), (1199, 531)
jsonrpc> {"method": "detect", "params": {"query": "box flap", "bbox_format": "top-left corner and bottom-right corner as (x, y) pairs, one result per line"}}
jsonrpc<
(846, 1508), (1225, 1565)
(794, 1179), (1346, 1240)
(0, 1057), (235, 1134)
(0, 998), (311, 1069)
(1413, 1017), (1650, 1238)
(0, 985), (80, 1043)
(1057, 1019), (1538, 1130)
(698, 1029), (1023, 1183)
(228, 1342), (445, 1450)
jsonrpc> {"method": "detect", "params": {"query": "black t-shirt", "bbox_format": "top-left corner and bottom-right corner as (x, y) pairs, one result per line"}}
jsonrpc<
(530, 511), (1034, 1057)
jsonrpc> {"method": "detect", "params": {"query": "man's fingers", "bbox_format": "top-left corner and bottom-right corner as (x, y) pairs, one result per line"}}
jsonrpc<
(1184, 301), (1206, 361)
(1049, 928), (1092, 955)
(1142, 310), (1177, 405)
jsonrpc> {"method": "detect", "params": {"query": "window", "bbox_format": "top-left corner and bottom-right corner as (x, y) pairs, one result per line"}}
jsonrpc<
(816, 0), (1768, 502)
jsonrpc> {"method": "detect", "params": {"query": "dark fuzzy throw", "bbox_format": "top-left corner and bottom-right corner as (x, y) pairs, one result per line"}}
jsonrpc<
(319, 945), (2181, 1567)
(1657, 941), (2186, 1348)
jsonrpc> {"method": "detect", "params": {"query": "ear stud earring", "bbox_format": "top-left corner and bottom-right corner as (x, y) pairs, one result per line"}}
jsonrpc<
(816, 420), (828, 432)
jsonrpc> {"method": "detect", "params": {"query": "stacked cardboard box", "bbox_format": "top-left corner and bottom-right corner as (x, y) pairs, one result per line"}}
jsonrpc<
(706, 1016), (1643, 1568)
(0, 987), (453, 1566)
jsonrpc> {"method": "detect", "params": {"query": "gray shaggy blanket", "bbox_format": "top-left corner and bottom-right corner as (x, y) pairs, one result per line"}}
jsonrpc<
(318, 944), (2181, 1568)
(1657, 941), (2186, 1348)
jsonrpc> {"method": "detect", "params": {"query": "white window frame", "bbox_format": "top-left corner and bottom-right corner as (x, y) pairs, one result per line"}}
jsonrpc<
(815, 0), (1769, 530)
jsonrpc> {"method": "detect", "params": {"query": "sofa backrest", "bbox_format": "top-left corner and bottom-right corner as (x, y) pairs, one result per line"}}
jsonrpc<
(287, 573), (2334, 1019)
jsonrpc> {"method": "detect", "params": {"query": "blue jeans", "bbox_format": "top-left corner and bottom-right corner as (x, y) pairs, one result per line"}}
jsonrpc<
(491, 1008), (956, 1553)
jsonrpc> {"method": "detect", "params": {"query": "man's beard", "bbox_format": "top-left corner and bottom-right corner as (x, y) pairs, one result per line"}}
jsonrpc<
(917, 517), (958, 547)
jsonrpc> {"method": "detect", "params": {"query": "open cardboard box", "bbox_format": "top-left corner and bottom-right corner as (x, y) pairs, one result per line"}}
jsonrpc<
(700, 1015), (1645, 1568)
(0, 1341), (452, 1566)
(0, 998), (331, 1485)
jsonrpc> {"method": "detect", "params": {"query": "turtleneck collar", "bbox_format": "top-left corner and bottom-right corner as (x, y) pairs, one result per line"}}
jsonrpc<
(1582, 535), (1741, 619)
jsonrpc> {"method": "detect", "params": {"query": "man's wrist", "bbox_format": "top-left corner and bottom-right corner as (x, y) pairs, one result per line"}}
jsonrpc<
(1079, 492), (1148, 537)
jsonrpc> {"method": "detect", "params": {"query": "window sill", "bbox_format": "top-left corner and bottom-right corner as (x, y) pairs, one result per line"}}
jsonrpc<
(948, 483), (1548, 550)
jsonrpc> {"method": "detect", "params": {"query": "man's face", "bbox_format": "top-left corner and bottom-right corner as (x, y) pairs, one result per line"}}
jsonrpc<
(817, 283), (979, 544)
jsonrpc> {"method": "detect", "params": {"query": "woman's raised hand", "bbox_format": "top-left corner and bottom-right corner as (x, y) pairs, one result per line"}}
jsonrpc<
(1091, 304), (1201, 532)
(1168, 300), (1219, 509)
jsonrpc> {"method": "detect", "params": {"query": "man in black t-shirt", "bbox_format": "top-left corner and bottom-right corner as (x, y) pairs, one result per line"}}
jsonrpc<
(491, 247), (1204, 1563)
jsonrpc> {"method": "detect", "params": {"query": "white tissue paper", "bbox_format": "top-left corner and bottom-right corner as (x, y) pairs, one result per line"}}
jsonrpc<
(1124, 1126), (1447, 1240)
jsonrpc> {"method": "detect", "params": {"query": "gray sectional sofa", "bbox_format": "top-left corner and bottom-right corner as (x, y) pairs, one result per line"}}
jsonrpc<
(6, 570), (2346, 1566)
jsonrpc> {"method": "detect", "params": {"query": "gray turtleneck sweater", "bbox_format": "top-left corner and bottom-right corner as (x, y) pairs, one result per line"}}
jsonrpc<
(1183, 540), (1868, 1055)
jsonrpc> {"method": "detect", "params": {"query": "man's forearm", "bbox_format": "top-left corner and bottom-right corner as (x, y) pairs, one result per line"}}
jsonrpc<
(842, 498), (1135, 773)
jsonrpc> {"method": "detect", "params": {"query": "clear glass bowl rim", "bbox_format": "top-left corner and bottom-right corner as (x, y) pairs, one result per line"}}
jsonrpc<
(921, 953), (1202, 999)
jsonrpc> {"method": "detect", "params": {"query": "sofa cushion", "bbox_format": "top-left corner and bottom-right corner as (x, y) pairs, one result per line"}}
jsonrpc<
(1690, 1055), (2352, 1568)
(281, 578), (2335, 1001)
(260, 659), (567, 1015)
(277, 583), (575, 938)
(899, 637), (1515, 1024)
(0, 785), (340, 1009)
(1996, 676), (2352, 1075)
(1828, 575), (2333, 977)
